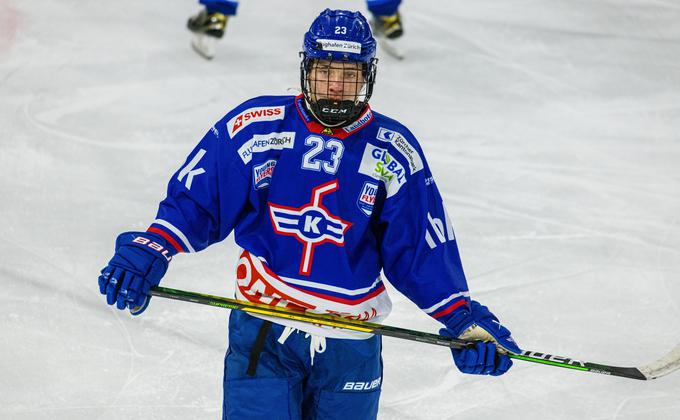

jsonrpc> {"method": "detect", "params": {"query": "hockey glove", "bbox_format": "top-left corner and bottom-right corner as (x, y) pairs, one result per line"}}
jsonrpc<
(439, 300), (520, 376)
(98, 231), (174, 315)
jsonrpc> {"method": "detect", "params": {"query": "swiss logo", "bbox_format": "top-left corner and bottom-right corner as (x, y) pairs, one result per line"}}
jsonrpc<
(227, 106), (285, 136)
(269, 180), (352, 275)
(357, 181), (378, 216)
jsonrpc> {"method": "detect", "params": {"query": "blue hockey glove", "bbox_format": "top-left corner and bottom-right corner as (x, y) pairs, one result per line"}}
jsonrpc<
(98, 231), (174, 315)
(439, 300), (520, 376)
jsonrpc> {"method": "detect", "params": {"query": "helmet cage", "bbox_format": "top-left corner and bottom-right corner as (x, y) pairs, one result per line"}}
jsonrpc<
(300, 54), (377, 127)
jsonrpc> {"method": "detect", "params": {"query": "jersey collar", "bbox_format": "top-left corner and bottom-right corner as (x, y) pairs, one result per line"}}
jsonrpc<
(294, 94), (374, 139)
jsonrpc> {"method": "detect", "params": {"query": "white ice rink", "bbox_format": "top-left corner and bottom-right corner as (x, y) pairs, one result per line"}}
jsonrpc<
(2, 0), (680, 418)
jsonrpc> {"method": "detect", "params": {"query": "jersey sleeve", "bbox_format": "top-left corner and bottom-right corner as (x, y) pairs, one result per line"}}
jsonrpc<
(147, 119), (251, 254)
(377, 137), (471, 327)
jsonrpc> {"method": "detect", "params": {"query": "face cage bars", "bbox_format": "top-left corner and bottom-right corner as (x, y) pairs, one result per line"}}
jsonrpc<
(299, 55), (378, 127)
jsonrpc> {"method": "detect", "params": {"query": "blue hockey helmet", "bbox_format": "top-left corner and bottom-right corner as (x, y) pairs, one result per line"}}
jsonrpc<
(300, 9), (378, 127)
(302, 9), (377, 62)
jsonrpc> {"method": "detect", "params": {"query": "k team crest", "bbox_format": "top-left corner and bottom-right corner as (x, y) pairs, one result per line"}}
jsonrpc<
(269, 180), (352, 275)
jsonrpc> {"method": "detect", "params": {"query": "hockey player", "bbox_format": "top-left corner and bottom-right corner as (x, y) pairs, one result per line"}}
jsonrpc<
(99, 8), (520, 419)
(187, 0), (404, 59)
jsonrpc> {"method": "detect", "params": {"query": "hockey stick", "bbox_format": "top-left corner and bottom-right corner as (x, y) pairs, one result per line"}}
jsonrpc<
(150, 286), (680, 381)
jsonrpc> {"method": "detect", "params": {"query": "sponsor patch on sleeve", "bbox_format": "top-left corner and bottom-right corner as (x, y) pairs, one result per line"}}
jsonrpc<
(253, 159), (277, 190)
(238, 131), (296, 164)
(357, 181), (379, 216)
(227, 106), (285, 137)
(376, 127), (424, 174)
(358, 144), (407, 198)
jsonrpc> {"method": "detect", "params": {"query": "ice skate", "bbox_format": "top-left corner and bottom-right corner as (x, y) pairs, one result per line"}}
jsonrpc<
(372, 12), (404, 60)
(187, 9), (227, 59)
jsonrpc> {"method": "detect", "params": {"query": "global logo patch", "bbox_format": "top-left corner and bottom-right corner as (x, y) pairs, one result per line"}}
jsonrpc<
(253, 159), (276, 190)
(357, 181), (378, 216)
(357, 144), (407, 198)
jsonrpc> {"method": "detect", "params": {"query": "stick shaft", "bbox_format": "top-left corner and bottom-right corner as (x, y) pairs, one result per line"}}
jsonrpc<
(150, 286), (657, 380)
(150, 286), (468, 348)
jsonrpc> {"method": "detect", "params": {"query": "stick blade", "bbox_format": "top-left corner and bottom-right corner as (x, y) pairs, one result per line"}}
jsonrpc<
(638, 342), (680, 380)
(377, 37), (405, 60)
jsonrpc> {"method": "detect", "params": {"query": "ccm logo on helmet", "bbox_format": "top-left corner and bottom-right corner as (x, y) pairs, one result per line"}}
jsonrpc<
(132, 237), (173, 262)
(228, 106), (285, 136)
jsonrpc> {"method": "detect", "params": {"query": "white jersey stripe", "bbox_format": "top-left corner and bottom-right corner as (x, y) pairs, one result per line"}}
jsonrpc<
(153, 219), (196, 253)
(422, 291), (470, 314)
(280, 275), (384, 296)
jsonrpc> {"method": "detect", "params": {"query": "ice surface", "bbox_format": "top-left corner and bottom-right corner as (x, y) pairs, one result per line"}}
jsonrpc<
(1, 0), (679, 419)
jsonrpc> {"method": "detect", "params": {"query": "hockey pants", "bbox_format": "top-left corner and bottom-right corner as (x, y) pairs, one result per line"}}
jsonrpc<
(222, 311), (383, 419)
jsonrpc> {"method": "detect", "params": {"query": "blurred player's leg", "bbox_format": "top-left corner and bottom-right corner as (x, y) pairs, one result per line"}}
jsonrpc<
(367, 0), (404, 59)
(367, 0), (403, 39)
(187, 0), (238, 59)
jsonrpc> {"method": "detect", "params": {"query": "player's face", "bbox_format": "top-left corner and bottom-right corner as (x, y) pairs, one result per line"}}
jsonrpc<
(308, 60), (365, 102)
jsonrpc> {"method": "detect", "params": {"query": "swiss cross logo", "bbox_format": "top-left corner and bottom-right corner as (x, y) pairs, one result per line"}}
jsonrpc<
(268, 180), (352, 276)
(227, 106), (285, 136)
(232, 115), (244, 132)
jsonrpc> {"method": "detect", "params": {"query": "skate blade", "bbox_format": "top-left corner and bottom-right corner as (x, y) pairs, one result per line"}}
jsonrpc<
(377, 36), (404, 60)
(191, 34), (217, 60)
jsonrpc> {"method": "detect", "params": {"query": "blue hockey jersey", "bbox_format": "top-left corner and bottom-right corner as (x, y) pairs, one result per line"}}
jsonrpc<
(149, 94), (471, 338)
